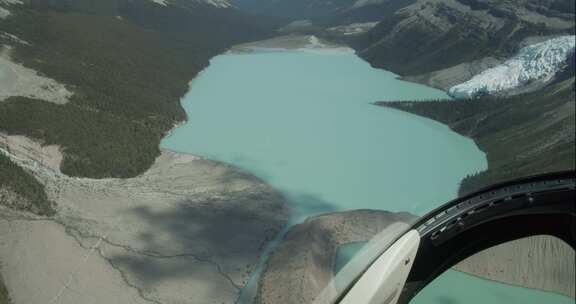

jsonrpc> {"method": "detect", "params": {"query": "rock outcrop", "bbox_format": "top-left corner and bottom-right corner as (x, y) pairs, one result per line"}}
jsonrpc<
(356, 0), (575, 80)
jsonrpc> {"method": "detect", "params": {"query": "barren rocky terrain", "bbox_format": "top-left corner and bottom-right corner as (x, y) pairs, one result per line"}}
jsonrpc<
(0, 134), (288, 304)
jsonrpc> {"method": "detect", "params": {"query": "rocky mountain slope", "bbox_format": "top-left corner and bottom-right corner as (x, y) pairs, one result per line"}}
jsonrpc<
(231, 0), (355, 18)
(9, 0), (232, 14)
(234, 0), (575, 70)
(327, 0), (576, 199)
(353, 0), (575, 79)
(351, 1), (575, 196)
(230, 0), (406, 21)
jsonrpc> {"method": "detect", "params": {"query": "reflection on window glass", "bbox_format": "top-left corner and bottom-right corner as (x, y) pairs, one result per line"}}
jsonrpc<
(412, 235), (575, 304)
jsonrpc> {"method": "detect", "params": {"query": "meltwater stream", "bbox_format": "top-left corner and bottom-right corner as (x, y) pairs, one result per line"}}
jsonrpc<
(160, 50), (571, 303)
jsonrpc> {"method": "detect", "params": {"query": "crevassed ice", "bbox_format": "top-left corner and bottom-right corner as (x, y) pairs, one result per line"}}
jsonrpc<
(448, 35), (575, 99)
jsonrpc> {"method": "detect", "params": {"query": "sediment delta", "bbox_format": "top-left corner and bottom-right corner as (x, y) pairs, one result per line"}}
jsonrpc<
(0, 135), (289, 304)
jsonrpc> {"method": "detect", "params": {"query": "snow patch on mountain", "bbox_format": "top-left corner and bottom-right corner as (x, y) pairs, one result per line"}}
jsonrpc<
(1, 32), (30, 45)
(148, 0), (231, 8)
(0, 7), (9, 19)
(327, 22), (378, 36)
(204, 0), (231, 7)
(306, 35), (325, 48)
(0, 0), (23, 19)
(0, 0), (22, 5)
(150, 0), (231, 8)
(449, 35), (576, 99)
(149, 0), (169, 6)
(352, 0), (388, 9)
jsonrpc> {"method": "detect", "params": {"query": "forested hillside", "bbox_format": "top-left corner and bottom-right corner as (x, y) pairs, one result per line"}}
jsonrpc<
(380, 77), (575, 195)
(0, 2), (277, 178)
(354, 0), (575, 77)
(0, 153), (53, 215)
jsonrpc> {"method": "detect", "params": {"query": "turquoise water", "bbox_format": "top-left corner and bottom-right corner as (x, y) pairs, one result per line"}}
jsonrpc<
(159, 50), (569, 303)
(161, 51), (486, 220)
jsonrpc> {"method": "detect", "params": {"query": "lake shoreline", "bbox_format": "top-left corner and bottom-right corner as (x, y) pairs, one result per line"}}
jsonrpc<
(160, 44), (487, 304)
(229, 34), (354, 54)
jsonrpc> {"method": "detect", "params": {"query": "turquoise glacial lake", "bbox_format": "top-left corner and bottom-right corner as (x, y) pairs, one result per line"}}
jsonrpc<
(162, 51), (484, 218)
(161, 50), (571, 303)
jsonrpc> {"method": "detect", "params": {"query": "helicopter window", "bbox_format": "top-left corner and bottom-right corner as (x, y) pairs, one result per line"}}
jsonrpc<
(411, 235), (575, 304)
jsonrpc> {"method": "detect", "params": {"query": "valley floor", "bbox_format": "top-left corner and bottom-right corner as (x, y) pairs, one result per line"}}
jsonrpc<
(0, 135), (288, 304)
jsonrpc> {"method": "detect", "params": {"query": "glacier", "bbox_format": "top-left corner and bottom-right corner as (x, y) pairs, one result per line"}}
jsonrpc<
(448, 35), (575, 99)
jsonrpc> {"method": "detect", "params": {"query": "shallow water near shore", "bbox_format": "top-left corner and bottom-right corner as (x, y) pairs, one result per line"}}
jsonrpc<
(160, 50), (570, 303)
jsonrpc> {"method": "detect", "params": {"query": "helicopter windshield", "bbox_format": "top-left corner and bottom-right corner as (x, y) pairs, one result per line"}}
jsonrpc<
(0, 1), (574, 304)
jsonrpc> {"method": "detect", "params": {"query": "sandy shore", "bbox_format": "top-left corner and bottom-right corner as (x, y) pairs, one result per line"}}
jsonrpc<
(0, 134), (289, 304)
(229, 35), (353, 54)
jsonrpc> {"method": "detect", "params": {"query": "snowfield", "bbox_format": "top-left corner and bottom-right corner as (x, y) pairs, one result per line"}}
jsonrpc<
(449, 35), (575, 99)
